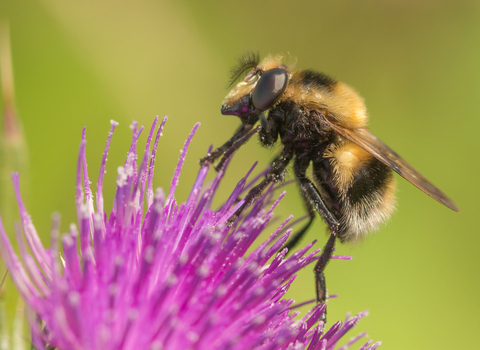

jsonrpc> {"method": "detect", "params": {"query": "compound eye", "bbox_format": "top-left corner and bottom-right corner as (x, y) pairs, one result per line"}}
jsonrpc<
(252, 68), (288, 110)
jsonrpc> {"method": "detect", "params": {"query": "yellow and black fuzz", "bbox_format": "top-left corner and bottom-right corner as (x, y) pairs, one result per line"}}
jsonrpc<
(200, 53), (458, 314)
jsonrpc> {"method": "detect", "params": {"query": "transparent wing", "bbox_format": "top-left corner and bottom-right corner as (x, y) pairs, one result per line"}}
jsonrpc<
(324, 119), (459, 211)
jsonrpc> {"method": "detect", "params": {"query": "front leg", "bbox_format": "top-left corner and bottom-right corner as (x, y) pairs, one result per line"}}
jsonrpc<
(214, 113), (280, 171)
(199, 123), (254, 167)
(214, 125), (262, 171)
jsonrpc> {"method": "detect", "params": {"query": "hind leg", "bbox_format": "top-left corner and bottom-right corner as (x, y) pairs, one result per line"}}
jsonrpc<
(293, 156), (340, 307)
(298, 178), (339, 305)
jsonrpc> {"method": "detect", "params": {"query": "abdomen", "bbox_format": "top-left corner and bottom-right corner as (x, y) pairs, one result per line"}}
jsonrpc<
(323, 141), (396, 243)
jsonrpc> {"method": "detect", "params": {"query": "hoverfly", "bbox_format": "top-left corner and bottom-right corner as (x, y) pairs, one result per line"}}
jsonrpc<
(200, 53), (458, 307)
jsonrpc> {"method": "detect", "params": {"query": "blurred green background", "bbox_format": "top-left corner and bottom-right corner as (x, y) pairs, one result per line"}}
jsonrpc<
(0, 0), (479, 349)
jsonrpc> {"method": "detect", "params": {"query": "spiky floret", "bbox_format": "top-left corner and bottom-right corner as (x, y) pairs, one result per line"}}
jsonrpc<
(0, 117), (380, 350)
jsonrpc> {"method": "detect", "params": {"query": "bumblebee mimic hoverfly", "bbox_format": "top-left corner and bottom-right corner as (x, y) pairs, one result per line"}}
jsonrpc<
(200, 53), (459, 309)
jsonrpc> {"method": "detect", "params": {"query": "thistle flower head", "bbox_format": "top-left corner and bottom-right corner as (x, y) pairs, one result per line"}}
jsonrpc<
(0, 117), (380, 350)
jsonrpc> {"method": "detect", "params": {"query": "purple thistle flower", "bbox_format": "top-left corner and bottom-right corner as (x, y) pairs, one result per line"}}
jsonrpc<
(0, 117), (380, 350)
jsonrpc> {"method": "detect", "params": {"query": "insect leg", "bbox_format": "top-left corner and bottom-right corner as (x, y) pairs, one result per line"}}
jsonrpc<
(214, 125), (262, 171)
(299, 179), (339, 232)
(301, 178), (339, 304)
(293, 157), (339, 311)
(199, 123), (254, 167)
(228, 146), (294, 223)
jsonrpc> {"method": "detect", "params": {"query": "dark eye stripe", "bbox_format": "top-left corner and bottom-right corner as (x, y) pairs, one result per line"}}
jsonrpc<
(252, 68), (288, 110)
